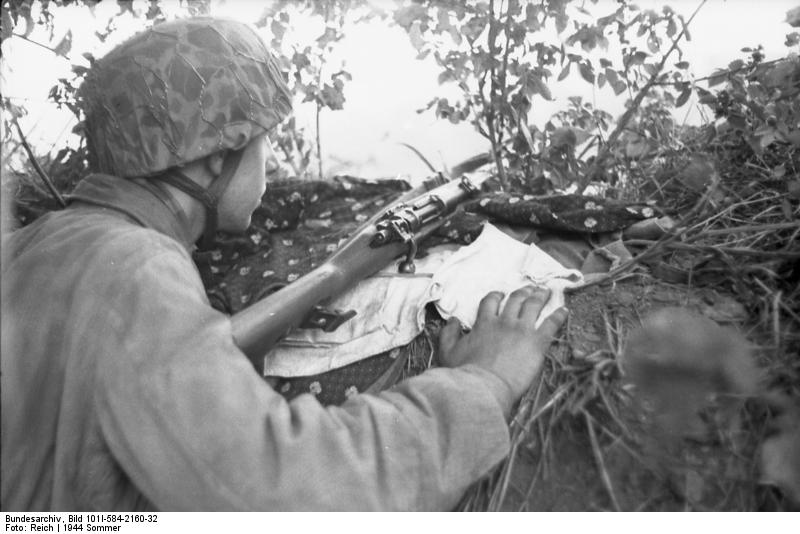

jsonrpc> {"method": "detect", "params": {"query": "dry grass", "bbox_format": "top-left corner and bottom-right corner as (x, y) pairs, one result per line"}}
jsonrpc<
(455, 139), (800, 511)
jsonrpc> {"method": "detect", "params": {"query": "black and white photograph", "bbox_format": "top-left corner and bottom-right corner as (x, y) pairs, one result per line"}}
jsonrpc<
(1, 0), (798, 517)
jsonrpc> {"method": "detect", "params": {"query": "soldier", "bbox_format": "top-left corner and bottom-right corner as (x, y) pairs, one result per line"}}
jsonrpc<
(1, 17), (566, 511)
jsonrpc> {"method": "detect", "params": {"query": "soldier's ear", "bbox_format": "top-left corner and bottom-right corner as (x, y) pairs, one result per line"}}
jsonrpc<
(205, 151), (226, 178)
(229, 131), (250, 151)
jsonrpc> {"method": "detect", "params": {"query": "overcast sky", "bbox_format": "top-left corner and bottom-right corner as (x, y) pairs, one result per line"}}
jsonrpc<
(2, 0), (798, 180)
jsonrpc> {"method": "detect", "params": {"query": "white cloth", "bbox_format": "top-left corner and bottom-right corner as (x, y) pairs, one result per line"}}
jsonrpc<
(264, 224), (583, 377)
(429, 224), (583, 329)
(264, 247), (455, 377)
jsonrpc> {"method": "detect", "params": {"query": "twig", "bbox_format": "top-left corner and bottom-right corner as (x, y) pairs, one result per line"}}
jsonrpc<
(623, 239), (800, 259)
(315, 99), (323, 180)
(689, 222), (800, 238)
(485, 0), (508, 189)
(584, 410), (622, 511)
(11, 116), (66, 208)
(570, 180), (714, 292)
(577, 0), (707, 193)
(650, 56), (792, 87)
(11, 33), (63, 56)
(398, 142), (438, 174)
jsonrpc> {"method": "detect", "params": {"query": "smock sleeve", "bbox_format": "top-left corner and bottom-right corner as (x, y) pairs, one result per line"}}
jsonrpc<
(94, 245), (510, 511)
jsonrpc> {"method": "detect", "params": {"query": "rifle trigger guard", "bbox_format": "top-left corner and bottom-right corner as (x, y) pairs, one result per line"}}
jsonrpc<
(300, 306), (357, 332)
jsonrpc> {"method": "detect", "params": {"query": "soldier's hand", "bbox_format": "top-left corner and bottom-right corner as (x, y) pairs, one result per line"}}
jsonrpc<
(439, 286), (568, 417)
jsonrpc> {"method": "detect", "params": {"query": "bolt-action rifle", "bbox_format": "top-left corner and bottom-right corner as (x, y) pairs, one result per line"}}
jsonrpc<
(230, 155), (491, 374)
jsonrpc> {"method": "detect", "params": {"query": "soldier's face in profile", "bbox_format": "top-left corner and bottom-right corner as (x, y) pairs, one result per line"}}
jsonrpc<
(217, 133), (278, 232)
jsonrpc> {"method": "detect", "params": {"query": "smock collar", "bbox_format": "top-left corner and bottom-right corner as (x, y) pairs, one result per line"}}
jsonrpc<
(68, 173), (195, 250)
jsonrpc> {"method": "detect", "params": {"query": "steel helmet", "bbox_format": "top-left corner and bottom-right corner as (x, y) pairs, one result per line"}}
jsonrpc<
(78, 16), (292, 246)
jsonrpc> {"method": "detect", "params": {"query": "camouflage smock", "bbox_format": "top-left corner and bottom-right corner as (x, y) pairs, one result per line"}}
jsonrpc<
(0, 174), (509, 511)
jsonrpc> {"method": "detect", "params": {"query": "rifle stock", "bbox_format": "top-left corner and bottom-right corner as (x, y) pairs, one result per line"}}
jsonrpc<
(230, 172), (490, 374)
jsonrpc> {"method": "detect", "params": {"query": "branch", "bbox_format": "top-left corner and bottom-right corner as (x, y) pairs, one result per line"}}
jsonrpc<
(11, 116), (67, 208)
(486, 0), (508, 188)
(576, 0), (707, 193)
(651, 56), (790, 87)
(11, 33), (63, 57)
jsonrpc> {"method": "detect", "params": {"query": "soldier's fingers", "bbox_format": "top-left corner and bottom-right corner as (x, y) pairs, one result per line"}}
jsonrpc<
(439, 318), (462, 356)
(535, 307), (569, 342)
(476, 291), (505, 322)
(518, 287), (551, 321)
(502, 286), (535, 320)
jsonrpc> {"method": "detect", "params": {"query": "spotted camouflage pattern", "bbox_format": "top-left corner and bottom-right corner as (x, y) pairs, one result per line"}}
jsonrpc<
(467, 193), (662, 233)
(79, 17), (292, 177)
(190, 178), (666, 406)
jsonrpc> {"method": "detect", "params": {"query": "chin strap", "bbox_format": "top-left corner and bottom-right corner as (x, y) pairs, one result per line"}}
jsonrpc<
(150, 148), (245, 249)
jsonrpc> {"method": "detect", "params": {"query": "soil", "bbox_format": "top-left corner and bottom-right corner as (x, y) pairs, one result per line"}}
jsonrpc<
(482, 276), (788, 511)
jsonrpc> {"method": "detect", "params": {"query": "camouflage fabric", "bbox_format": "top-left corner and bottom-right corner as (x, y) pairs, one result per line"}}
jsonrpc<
(194, 176), (414, 314)
(79, 17), (292, 177)
(191, 177), (664, 406)
(467, 193), (661, 234)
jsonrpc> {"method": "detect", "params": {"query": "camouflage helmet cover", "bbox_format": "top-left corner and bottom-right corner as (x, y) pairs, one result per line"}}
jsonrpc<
(79, 17), (292, 177)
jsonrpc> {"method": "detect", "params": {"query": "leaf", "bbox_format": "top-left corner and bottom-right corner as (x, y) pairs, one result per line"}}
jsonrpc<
(449, 26), (462, 45)
(557, 63), (571, 81)
(643, 63), (659, 77)
(71, 65), (88, 77)
(292, 51), (311, 70)
(666, 18), (677, 38)
(555, 14), (568, 34)
(518, 121), (536, 153)
(271, 20), (286, 42)
(525, 72), (552, 100)
(436, 7), (452, 33)
(53, 30), (72, 57)
(604, 68), (620, 86)
(1, 7), (13, 41)
(727, 112), (747, 130)
(319, 83), (345, 110)
(462, 16), (486, 43)
(525, 3), (541, 31)
(675, 61), (690, 69)
(695, 87), (715, 105)
(676, 86), (692, 107)
(394, 4), (427, 29)
(647, 32), (659, 53)
(786, 6), (800, 27)
(627, 50), (648, 66)
(707, 69), (728, 87)
(578, 62), (595, 84)
(728, 59), (744, 72)
(118, 1), (135, 16)
(408, 21), (425, 51)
